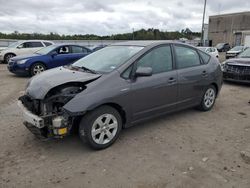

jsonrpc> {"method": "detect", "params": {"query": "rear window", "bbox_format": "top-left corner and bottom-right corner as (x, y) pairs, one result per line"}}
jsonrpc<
(198, 50), (210, 64)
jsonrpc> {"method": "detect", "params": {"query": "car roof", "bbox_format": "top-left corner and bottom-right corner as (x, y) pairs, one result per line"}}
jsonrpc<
(110, 40), (195, 47)
(49, 44), (90, 49)
(17, 40), (53, 43)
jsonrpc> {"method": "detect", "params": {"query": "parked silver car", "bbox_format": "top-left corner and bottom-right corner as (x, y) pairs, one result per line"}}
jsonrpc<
(18, 41), (223, 149)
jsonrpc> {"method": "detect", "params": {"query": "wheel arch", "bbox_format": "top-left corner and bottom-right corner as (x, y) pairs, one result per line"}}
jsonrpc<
(4, 52), (16, 61)
(29, 61), (47, 75)
(89, 103), (127, 127)
(210, 82), (218, 96)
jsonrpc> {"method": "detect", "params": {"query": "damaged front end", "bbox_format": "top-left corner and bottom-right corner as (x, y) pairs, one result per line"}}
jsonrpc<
(18, 83), (86, 139)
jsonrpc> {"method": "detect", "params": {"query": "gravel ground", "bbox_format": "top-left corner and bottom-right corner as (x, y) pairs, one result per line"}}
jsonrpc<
(0, 59), (250, 188)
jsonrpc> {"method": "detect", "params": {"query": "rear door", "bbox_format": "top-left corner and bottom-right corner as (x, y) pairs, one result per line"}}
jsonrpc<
(15, 42), (44, 55)
(69, 46), (90, 63)
(174, 44), (209, 108)
(29, 42), (45, 53)
(129, 45), (178, 121)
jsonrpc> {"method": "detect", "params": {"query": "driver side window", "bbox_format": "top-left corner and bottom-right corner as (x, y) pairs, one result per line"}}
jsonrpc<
(137, 45), (173, 74)
(17, 43), (27, 48)
(57, 46), (69, 54)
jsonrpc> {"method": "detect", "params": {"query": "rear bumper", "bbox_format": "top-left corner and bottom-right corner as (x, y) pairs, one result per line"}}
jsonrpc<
(225, 53), (237, 59)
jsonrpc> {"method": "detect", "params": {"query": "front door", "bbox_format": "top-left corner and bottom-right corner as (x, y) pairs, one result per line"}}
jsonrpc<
(130, 45), (178, 121)
(50, 46), (72, 68)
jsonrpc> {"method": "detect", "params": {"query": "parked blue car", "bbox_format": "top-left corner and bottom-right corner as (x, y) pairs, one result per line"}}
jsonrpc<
(7, 44), (92, 76)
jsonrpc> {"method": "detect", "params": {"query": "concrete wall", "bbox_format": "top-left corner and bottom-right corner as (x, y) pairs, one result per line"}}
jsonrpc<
(208, 11), (250, 47)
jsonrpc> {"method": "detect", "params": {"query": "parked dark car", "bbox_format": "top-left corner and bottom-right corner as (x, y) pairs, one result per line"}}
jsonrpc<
(92, 45), (107, 52)
(225, 46), (247, 59)
(7, 44), (92, 76)
(222, 47), (250, 83)
(216, 43), (230, 52)
(18, 41), (223, 149)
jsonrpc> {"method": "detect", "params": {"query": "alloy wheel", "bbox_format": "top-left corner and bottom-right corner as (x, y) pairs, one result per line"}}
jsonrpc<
(5, 54), (14, 63)
(91, 114), (118, 145)
(33, 64), (45, 75)
(204, 88), (215, 108)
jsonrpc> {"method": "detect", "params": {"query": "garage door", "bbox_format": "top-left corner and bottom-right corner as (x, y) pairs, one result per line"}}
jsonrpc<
(244, 35), (250, 47)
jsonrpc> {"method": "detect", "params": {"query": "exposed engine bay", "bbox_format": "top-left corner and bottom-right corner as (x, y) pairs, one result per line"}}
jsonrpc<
(18, 83), (86, 139)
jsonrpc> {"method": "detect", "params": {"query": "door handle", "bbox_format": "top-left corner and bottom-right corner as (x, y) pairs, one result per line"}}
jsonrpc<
(202, 70), (208, 77)
(168, 77), (176, 84)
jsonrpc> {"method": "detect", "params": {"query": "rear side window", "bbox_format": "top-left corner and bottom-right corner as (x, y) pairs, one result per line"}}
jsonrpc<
(30, 42), (44, 48)
(175, 45), (201, 69)
(137, 45), (173, 74)
(198, 50), (210, 64)
(18, 42), (34, 48)
(71, 46), (87, 53)
(44, 42), (53, 47)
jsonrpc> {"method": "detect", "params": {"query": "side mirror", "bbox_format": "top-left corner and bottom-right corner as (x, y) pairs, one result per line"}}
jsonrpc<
(51, 51), (58, 57)
(135, 67), (152, 77)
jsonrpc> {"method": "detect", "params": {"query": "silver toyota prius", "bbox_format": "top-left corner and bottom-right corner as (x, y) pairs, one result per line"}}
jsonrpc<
(18, 41), (223, 149)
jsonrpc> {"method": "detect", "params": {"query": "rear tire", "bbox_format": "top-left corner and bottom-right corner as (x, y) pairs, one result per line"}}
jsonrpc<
(79, 106), (122, 150)
(197, 85), (217, 111)
(30, 63), (46, 76)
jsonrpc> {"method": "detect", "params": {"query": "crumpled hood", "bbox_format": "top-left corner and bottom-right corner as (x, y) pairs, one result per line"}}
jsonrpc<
(26, 66), (101, 99)
(226, 58), (250, 66)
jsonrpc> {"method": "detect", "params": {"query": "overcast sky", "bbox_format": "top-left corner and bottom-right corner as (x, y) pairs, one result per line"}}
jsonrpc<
(0, 0), (249, 35)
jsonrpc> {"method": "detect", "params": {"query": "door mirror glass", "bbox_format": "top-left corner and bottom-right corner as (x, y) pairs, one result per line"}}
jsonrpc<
(135, 67), (152, 77)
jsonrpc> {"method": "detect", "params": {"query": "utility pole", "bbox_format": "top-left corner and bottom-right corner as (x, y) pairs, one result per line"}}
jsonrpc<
(200, 0), (207, 46)
(132, 28), (135, 40)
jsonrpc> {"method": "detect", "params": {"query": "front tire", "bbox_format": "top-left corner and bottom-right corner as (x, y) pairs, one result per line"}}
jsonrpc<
(198, 85), (217, 111)
(79, 106), (122, 150)
(30, 63), (46, 76)
(4, 53), (16, 63)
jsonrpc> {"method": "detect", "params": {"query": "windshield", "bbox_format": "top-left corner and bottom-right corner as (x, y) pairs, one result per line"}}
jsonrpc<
(8, 41), (22, 48)
(238, 48), (250, 58)
(73, 46), (144, 73)
(35, 45), (56, 55)
(230, 46), (243, 51)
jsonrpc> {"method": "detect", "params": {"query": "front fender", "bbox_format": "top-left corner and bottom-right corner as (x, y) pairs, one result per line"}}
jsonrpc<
(63, 83), (131, 117)
(63, 91), (123, 115)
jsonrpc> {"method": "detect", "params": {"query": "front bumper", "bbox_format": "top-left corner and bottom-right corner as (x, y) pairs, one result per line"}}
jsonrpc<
(17, 100), (44, 128)
(0, 54), (4, 61)
(223, 72), (250, 83)
(7, 60), (29, 75)
(18, 100), (70, 139)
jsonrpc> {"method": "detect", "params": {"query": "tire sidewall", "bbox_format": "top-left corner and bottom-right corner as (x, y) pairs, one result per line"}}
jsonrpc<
(79, 106), (122, 150)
